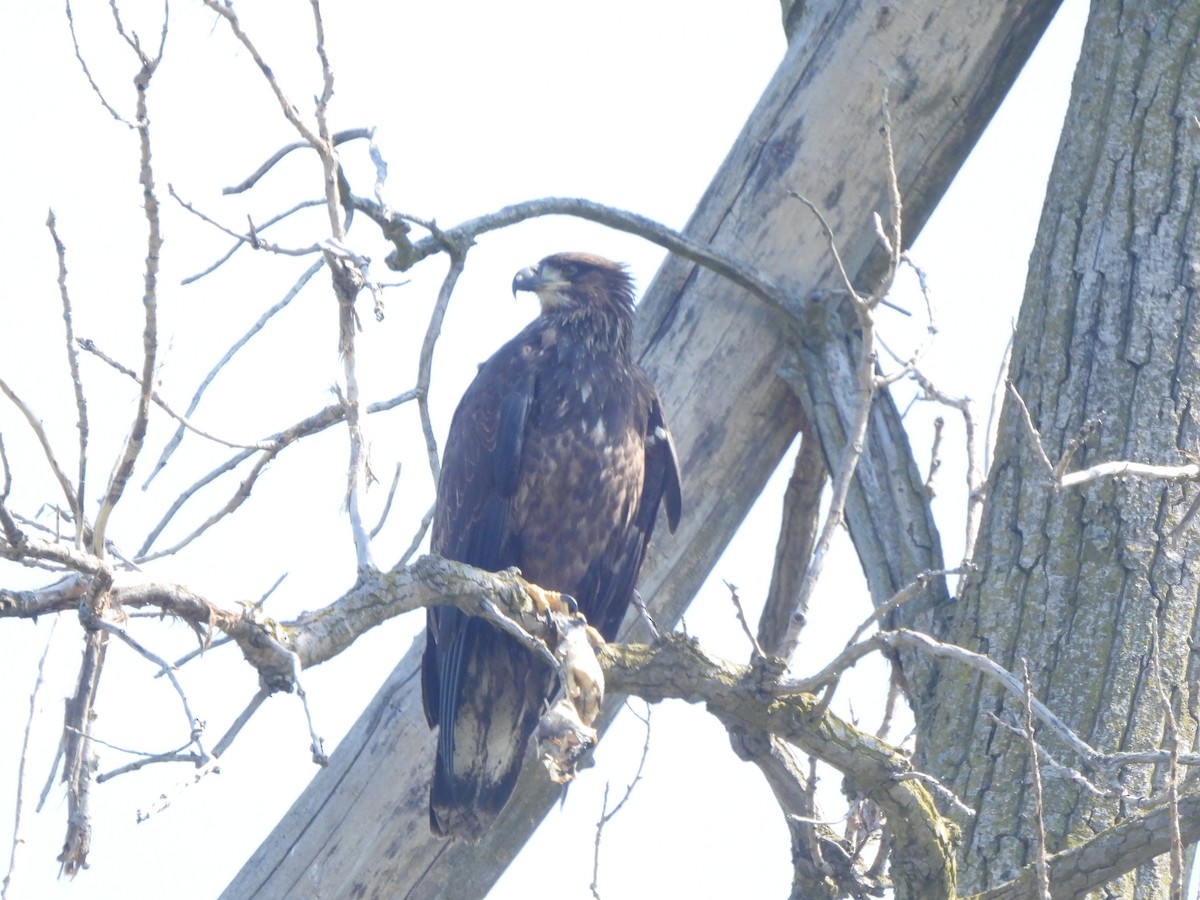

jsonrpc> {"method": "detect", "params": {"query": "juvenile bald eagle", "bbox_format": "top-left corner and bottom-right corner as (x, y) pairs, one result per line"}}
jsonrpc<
(421, 252), (681, 840)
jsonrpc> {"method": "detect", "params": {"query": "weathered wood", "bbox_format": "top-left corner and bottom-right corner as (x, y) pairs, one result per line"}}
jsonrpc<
(918, 0), (1200, 895)
(222, 2), (1062, 897)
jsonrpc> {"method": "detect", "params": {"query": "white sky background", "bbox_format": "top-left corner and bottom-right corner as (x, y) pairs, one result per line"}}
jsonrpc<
(0, 1), (1119, 898)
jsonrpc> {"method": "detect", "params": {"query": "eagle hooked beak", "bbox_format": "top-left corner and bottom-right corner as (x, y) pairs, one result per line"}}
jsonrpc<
(511, 265), (542, 298)
(513, 263), (573, 312)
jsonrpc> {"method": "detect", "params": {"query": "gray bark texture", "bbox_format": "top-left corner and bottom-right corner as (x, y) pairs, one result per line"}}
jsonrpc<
(222, 2), (1061, 897)
(917, 0), (1200, 896)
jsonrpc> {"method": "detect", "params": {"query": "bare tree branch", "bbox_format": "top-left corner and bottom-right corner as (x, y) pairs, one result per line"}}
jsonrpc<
(0, 378), (78, 515)
(200, 1), (323, 150)
(45, 212), (89, 550)
(1020, 661), (1052, 900)
(346, 193), (803, 321)
(146, 259), (324, 485)
(90, 32), (165, 557)
(223, 129), (371, 196)
(134, 388), (417, 560)
(416, 249), (469, 485)
(1, 619), (57, 900)
(589, 702), (652, 900)
(64, 0), (133, 127)
(77, 339), (273, 452)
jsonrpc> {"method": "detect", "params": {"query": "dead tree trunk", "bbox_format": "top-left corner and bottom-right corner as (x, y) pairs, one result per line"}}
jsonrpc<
(222, 2), (1062, 897)
(917, 1), (1200, 896)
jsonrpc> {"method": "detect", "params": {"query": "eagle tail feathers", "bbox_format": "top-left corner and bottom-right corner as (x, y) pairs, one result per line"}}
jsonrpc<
(428, 622), (554, 841)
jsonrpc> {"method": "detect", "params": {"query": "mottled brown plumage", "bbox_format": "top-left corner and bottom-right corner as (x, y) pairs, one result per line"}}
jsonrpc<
(421, 252), (681, 840)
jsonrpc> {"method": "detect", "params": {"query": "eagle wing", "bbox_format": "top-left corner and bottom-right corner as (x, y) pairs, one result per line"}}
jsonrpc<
(572, 390), (681, 639)
(421, 334), (554, 839)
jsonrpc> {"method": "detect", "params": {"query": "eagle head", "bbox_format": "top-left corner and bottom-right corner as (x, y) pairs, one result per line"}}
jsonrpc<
(512, 252), (635, 317)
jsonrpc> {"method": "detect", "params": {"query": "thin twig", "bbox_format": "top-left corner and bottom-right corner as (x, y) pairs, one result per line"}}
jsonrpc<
(288, 651), (328, 766)
(1009, 381), (1200, 548)
(417, 250), (469, 485)
(76, 339), (273, 451)
(91, 619), (207, 760)
(924, 416), (945, 498)
(178, 198), (326, 284)
(985, 331), (1014, 476)
(2, 619), (58, 900)
(137, 449), (279, 562)
(211, 688), (270, 758)
(147, 259), (324, 485)
(912, 372), (986, 575)
(201, 1), (323, 149)
(0, 378), (78, 515)
(162, 635), (231, 675)
(136, 388), (417, 559)
(793, 629), (1101, 764)
(369, 463), (403, 539)
(631, 590), (660, 641)
(308, 0), (343, 240)
(877, 666), (901, 742)
(783, 96), (904, 636)
(167, 185), (323, 257)
(46, 212), (89, 551)
(724, 580), (765, 658)
(1021, 661), (1052, 900)
(1149, 623), (1184, 900)
(64, 0), (133, 126)
(988, 714), (1116, 800)
(96, 748), (204, 782)
(1059, 459), (1200, 489)
(844, 566), (965, 650)
(330, 252), (373, 573)
(223, 128), (371, 195)
(785, 193), (879, 628)
(590, 702), (652, 899)
(801, 755), (828, 878)
(0, 436), (10, 501)
(1007, 381), (1054, 473)
(893, 770), (975, 820)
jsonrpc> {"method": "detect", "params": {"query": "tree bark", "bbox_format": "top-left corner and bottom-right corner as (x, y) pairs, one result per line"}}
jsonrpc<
(918, 1), (1200, 895)
(222, 2), (1062, 897)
